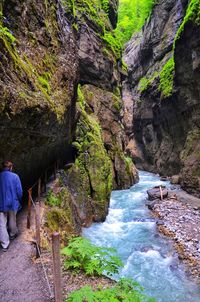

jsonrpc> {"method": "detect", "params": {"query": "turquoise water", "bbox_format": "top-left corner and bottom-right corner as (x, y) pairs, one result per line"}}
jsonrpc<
(83, 171), (200, 302)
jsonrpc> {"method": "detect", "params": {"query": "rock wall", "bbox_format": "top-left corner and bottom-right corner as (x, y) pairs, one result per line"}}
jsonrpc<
(123, 0), (200, 196)
(0, 0), (138, 227)
(0, 0), (79, 186)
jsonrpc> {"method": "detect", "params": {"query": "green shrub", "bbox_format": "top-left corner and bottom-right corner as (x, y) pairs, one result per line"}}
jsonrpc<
(61, 236), (122, 276)
(66, 278), (156, 302)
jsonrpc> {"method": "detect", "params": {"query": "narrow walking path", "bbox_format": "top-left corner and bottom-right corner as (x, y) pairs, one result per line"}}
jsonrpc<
(0, 210), (50, 302)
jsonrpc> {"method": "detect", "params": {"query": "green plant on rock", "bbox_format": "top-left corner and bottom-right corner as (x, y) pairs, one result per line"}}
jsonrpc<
(103, 30), (122, 58)
(66, 278), (156, 302)
(138, 72), (159, 93)
(138, 77), (149, 92)
(0, 26), (16, 44)
(158, 57), (175, 98)
(101, 0), (109, 13)
(38, 75), (51, 94)
(74, 85), (113, 204)
(115, 0), (155, 45)
(61, 236), (122, 276)
(45, 189), (61, 207)
(124, 156), (133, 174)
(174, 0), (200, 46)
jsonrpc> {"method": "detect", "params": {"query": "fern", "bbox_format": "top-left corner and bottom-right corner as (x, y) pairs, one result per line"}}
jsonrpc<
(66, 278), (157, 302)
(61, 237), (122, 276)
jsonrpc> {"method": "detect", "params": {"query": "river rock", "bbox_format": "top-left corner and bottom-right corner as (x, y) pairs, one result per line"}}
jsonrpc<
(146, 199), (159, 210)
(151, 197), (200, 281)
(147, 186), (168, 201)
(170, 175), (180, 185)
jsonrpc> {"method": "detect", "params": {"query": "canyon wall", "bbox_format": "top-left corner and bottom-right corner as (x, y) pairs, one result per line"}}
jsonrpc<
(123, 0), (200, 196)
(0, 0), (138, 229)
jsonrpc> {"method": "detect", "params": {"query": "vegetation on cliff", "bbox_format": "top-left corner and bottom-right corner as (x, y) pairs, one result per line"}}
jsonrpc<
(174, 0), (200, 45)
(158, 57), (175, 98)
(115, 0), (154, 45)
(73, 85), (113, 220)
(134, 0), (200, 99)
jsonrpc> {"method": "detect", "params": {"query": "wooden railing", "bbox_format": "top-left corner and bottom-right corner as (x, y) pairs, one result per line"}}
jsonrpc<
(26, 161), (62, 302)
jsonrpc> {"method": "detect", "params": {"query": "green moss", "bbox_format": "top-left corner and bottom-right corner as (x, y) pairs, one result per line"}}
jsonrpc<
(174, 0), (200, 47)
(46, 208), (75, 240)
(0, 23), (55, 103)
(124, 156), (133, 175)
(137, 1), (199, 100)
(138, 72), (159, 93)
(74, 85), (113, 206)
(45, 187), (78, 241)
(180, 128), (200, 161)
(138, 77), (149, 92)
(38, 75), (51, 94)
(122, 59), (128, 73)
(45, 190), (61, 207)
(101, 0), (109, 13)
(61, 0), (121, 58)
(0, 26), (16, 44)
(113, 95), (122, 111)
(102, 31), (122, 58)
(158, 57), (175, 98)
(77, 84), (86, 109)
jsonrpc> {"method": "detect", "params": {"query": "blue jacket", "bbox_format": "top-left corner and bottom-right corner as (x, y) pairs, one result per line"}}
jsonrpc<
(0, 169), (23, 212)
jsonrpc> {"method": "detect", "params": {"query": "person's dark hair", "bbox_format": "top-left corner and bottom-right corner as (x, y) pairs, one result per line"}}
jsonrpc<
(2, 161), (13, 170)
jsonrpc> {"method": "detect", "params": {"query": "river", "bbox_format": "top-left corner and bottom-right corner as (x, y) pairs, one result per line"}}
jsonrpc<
(83, 171), (200, 302)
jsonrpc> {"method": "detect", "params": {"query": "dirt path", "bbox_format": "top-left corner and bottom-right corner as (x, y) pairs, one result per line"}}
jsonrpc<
(0, 210), (51, 302)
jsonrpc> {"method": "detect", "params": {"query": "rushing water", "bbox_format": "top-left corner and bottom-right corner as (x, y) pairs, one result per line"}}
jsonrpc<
(83, 171), (200, 302)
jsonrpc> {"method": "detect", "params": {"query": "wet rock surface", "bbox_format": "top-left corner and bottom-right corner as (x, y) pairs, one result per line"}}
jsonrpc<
(147, 187), (200, 282)
(123, 0), (200, 196)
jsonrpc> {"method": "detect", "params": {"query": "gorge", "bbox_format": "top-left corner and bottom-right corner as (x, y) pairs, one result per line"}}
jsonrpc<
(0, 0), (200, 301)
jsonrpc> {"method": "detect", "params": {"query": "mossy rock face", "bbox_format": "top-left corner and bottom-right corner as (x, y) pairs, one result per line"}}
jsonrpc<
(0, 0), (122, 189)
(180, 128), (200, 196)
(45, 186), (81, 242)
(63, 164), (94, 226)
(81, 84), (138, 189)
(0, 1), (78, 186)
(65, 84), (138, 223)
(71, 88), (114, 221)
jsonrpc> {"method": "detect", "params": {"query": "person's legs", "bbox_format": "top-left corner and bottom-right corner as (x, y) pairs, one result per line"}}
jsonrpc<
(0, 212), (10, 248)
(8, 211), (18, 238)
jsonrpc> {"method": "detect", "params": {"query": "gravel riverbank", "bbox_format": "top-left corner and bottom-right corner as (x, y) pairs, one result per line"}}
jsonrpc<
(147, 188), (200, 282)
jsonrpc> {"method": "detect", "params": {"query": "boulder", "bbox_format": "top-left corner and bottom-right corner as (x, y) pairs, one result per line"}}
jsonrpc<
(147, 186), (168, 201)
(146, 199), (159, 210)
